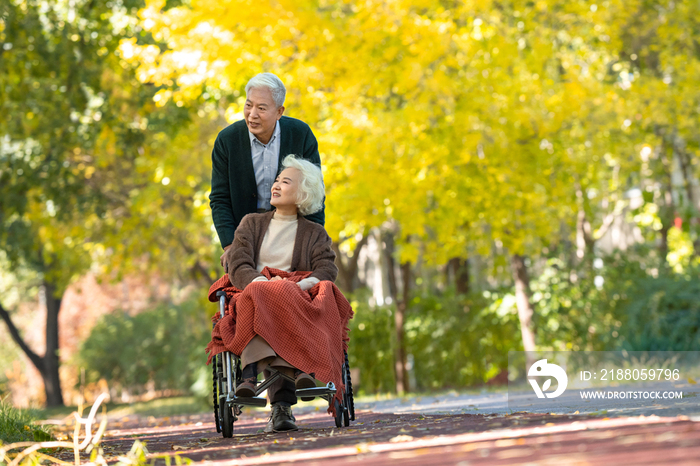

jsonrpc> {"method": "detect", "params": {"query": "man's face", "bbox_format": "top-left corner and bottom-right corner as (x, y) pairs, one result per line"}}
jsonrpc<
(244, 87), (284, 144)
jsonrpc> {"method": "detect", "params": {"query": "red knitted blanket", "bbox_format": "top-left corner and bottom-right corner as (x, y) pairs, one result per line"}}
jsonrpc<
(205, 267), (353, 415)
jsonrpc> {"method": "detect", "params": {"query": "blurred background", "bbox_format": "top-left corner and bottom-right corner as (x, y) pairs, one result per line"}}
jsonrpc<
(1, 0), (699, 409)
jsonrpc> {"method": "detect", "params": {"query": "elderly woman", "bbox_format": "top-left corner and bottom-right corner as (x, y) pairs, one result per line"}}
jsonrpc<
(213, 154), (348, 433)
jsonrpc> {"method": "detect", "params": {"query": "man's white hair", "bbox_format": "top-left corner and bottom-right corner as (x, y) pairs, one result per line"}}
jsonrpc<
(282, 155), (324, 216)
(245, 73), (286, 108)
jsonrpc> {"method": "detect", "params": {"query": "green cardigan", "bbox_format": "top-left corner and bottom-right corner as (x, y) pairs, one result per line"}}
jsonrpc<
(209, 116), (325, 249)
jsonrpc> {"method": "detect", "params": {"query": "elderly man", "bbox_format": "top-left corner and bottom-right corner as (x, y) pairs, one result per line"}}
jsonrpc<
(209, 72), (325, 432)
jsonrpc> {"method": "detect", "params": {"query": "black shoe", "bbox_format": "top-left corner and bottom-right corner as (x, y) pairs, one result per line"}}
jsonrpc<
(266, 403), (298, 432)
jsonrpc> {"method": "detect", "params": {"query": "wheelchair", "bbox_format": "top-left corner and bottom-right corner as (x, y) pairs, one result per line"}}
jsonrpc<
(211, 290), (355, 437)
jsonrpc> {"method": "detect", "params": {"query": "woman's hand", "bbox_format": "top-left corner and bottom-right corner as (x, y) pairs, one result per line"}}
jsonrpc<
(269, 276), (287, 282)
(220, 244), (232, 272)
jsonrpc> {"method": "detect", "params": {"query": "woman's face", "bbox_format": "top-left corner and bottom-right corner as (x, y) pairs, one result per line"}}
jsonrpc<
(270, 167), (301, 209)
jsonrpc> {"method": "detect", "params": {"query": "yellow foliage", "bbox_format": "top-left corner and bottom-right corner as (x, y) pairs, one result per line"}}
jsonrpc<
(121, 0), (700, 263)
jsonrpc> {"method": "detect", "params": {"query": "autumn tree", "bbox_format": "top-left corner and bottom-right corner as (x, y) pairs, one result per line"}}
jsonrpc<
(0, 0), (216, 406)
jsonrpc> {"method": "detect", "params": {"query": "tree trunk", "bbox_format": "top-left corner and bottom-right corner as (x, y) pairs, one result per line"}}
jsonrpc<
(575, 208), (597, 265)
(382, 230), (409, 394)
(658, 176), (675, 271)
(396, 261), (411, 394)
(43, 281), (64, 407)
(0, 282), (65, 407)
(510, 254), (536, 353)
(673, 138), (700, 257)
(332, 232), (369, 293)
(447, 257), (470, 294)
(656, 133), (676, 269)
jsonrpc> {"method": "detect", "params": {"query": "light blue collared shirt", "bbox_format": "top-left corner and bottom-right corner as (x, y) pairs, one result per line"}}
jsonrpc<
(248, 122), (281, 210)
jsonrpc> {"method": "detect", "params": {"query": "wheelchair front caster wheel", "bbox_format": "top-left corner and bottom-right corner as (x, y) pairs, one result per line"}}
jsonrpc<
(220, 403), (234, 438)
(342, 399), (350, 427)
(334, 399), (343, 428)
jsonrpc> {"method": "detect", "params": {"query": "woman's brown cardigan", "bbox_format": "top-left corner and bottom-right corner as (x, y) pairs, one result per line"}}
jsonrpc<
(223, 211), (338, 290)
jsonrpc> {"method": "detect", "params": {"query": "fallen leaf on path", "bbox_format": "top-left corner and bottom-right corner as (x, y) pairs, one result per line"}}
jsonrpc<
(171, 445), (187, 451)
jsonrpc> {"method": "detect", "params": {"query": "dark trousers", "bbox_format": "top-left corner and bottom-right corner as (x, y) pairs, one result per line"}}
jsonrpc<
(264, 368), (297, 405)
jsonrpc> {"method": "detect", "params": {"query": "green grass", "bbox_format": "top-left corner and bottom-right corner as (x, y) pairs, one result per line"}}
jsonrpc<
(0, 398), (53, 444)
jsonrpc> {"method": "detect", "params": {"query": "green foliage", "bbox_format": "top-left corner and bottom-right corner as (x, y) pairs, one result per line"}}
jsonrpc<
(531, 257), (623, 352)
(0, 0), (141, 289)
(346, 291), (396, 394)
(406, 289), (521, 390)
(0, 398), (52, 444)
(616, 271), (700, 352)
(347, 288), (520, 393)
(532, 249), (700, 352)
(76, 298), (211, 396)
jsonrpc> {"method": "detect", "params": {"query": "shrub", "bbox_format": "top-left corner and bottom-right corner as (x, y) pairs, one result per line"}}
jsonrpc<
(346, 290), (396, 394)
(406, 289), (520, 390)
(532, 250), (700, 352)
(76, 297), (212, 397)
(346, 288), (521, 393)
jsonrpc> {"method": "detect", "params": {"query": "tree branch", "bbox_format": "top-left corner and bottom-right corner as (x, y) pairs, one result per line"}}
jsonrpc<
(0, 300), (44, 372)
(347, 232), (370, 283)
(177, 237), (216, 286)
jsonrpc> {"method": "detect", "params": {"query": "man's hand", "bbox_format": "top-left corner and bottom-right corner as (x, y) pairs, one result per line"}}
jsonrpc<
(220, 244), (232, 272)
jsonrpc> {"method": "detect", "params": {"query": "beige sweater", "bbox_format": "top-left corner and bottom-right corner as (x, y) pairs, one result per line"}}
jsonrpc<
(250, 213), (320, 291)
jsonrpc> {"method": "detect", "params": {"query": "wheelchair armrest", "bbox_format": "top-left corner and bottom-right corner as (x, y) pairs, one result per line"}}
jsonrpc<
(216, 290), (226, 298)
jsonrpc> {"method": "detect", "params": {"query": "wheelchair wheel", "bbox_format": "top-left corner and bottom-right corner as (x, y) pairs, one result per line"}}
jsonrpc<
(213, 354), (222, 433)
(220, 402), (234, 438)
(344, 351), (355, 422)
(213, 352), (236, 438)
(334, 398), (343, 428)
(342, 401), (350, 427)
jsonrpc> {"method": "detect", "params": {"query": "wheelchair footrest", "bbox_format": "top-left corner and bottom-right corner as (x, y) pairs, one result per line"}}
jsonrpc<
(296, 382), (336, 398)
(227, 396), (268, 408)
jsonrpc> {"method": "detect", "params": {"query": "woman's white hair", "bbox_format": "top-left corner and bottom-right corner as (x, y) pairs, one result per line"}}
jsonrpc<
(245, 73), (286, 108)
(282, 155), (324, 216)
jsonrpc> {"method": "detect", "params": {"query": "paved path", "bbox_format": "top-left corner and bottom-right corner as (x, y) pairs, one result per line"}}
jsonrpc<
(357, 385), (700, 418)
(51, 393), (700, 465)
